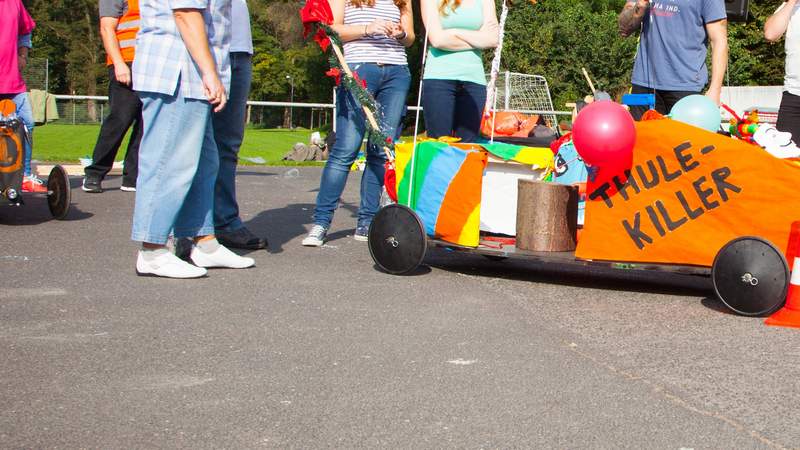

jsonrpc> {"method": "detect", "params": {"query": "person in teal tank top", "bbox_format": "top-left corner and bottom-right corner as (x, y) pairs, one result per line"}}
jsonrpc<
(421, 0), (499, 142)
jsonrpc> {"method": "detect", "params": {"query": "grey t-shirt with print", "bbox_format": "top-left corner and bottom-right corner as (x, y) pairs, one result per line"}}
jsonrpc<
(99, 0), (127, 18)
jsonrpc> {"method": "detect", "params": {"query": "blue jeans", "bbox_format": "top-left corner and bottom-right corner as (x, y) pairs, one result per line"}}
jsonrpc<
(1, 92), (34, 176)
(213, 52), (252, 233)
(313, 63), (411, 229)
(131, 90), (218, 244)
(421, 79), (486, 143)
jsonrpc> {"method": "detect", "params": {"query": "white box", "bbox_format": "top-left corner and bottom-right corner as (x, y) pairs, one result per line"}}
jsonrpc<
(479, 160), (545, 236)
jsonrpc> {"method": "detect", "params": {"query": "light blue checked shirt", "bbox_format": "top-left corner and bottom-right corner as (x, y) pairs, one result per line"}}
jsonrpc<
(133, 0), (232, 100)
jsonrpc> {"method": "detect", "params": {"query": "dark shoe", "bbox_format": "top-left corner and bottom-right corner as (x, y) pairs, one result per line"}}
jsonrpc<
(82, 177), (102, 193)
(354, 225), (369, 242)
(121, 178), (137, 192)
(173, 237), (194, 261)
(217, 227), (268, 250)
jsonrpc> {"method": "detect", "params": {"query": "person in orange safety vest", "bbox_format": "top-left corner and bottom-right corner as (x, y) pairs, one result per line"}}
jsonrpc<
(83, 0), (142, 193)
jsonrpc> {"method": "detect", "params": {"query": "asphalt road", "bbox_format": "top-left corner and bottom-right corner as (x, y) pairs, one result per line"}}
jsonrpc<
(1, 166), (798, 449)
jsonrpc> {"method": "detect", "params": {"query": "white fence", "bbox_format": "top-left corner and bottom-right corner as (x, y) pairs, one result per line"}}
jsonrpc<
(51, 95), (336, 129)
(720, 86), (784, 119)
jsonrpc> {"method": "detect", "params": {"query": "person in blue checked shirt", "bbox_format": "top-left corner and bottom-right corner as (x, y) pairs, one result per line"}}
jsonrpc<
(131, 0), (255, 279)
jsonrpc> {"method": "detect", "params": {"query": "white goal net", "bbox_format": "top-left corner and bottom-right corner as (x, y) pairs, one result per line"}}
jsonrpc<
(487, 71), (558, 128)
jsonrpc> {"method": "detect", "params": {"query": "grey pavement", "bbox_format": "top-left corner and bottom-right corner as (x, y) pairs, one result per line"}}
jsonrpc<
(1, 166), (798, 449)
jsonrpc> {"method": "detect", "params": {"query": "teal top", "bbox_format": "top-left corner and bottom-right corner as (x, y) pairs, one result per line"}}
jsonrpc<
(423, 0), (486, 86)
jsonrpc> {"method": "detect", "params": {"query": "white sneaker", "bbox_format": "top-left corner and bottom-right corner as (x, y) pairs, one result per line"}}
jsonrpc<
(190, 240), (255, 269)
(136, 249), (207, 279)
(302, 224), (328, 247)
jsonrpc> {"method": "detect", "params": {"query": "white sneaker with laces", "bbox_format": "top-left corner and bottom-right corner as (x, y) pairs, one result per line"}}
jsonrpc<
(189, 240), (255, 269)
(302, 224), (328, 247)
(136, 249), (207, 279)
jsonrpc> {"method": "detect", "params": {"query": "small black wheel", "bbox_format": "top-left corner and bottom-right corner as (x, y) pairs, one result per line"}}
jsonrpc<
(368, 204), (427, 275)
(47, 165), (71, 220)
(712, 236), (789, 316)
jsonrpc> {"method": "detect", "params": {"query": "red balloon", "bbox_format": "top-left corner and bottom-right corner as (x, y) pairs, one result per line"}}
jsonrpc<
(571, 101), (636, 167)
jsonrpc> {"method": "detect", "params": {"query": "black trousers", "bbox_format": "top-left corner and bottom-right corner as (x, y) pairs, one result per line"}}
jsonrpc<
(629, 84), (699, 120)
(777, 91), (800, 144)
(85, 65), (143, 186)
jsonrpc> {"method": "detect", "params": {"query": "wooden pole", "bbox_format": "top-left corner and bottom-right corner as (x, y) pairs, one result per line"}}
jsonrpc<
(330, 43), (394, 162)
(581, 67), (596, 94)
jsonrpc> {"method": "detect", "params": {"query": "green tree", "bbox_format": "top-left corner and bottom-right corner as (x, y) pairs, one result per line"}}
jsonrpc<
(728, 1), (785, 86)
(500, 0), (635, 109)
(26, 0), (106, 105)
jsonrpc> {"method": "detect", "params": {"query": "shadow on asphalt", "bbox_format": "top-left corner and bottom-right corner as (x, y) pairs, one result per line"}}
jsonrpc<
(701, 296), (737, 315)
(243, 200), (360, 254)
(0, 196), (93, 225)
(235, 170), (279, 177)
(371, 263), (432, 276)
(424, 249), (714, 298)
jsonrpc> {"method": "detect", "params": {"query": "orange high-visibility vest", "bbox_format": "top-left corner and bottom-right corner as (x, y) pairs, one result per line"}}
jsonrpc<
(107, 0), (139, 65)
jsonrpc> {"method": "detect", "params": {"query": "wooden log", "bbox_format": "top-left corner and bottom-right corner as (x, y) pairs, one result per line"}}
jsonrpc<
(516, 180), (578, 252)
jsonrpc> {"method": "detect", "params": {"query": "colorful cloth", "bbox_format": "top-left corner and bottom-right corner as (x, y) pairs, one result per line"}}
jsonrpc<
(480, 141), (554, 168)
(395, 141), (487, 247)
(0, 0), (35, 94)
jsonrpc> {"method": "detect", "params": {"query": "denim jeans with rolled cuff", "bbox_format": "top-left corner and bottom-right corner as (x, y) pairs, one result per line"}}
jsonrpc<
(312, 62), (411, 230)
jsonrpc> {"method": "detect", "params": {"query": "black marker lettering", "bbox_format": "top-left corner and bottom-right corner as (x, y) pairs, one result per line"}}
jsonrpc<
(692, 176), (720, 210)
(710, 167), (742, 202)
(635, 160), (660, 189)
(655, 199), (688, 231)
(622, 212), (654, 250)
(656, 155), (682, 182)
(645, 204), (666, 237)
(676, 190), (704, 220)
(674, 142), (699, 172)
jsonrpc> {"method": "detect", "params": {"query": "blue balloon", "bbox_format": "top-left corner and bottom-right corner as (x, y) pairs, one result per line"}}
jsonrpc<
(669, 95), (722, 133)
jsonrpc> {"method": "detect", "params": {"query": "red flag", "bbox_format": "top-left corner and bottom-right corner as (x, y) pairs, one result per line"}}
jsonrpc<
(300, 0), (334, 51)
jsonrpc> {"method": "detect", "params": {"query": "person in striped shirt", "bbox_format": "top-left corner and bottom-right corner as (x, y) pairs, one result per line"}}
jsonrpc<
(303, 0), (414, 247)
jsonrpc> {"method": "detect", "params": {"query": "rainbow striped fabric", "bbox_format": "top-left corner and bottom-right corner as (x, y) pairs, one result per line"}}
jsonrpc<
(395, 141), (488, 247)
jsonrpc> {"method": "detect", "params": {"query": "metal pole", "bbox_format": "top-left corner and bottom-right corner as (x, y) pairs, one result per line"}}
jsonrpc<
(332, 87), (337, 132)
(289, 79), (294, 129)
(504, 70), (510, 111)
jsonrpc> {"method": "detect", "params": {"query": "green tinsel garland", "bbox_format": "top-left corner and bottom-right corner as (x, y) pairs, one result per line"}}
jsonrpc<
(321, 25), (395, 152)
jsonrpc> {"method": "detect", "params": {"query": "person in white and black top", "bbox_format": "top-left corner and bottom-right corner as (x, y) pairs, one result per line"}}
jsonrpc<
(303, 0), (414, 247)
(766, 0), (800, 143)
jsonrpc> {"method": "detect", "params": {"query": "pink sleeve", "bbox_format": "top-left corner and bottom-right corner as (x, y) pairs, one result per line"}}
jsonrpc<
(18, 1), (36, 37)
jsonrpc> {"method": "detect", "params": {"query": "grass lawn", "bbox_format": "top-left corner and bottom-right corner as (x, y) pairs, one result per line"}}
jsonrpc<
(32, 124), (321, 165)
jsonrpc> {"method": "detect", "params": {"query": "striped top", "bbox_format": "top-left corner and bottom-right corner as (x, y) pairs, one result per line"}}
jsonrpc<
(343, 0), (407, 65)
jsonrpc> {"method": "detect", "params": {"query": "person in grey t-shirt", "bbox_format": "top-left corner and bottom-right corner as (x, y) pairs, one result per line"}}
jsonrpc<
(618, 0), (728, 120)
